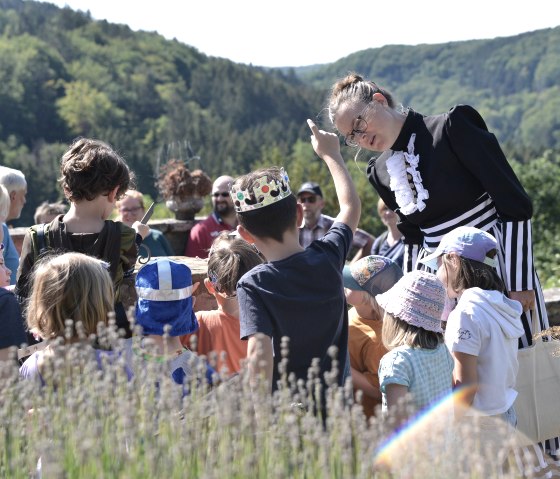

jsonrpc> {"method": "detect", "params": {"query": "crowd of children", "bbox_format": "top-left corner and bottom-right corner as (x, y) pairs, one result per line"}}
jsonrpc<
(0, 126), (553, 476)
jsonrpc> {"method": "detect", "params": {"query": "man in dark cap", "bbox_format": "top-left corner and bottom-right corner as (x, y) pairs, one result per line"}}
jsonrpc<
(297, 181), (374, 262)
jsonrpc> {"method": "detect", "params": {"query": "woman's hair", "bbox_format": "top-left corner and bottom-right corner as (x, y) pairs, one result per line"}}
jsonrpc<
(382, 312), (443, 350)
(26, 252), (115, 340)
(117, 190), (145, 209)
(442, 251), (506, 294)
(59, 138), (135, 202)
(0, 185), (10, 222)
(328, 72), (397, 126)
(207, 237), (264, 297)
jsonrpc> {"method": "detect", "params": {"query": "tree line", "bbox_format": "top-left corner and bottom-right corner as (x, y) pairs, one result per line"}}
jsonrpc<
(0, 0), (558, 285)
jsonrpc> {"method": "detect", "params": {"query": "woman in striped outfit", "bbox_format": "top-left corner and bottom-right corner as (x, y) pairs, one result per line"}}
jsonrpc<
(315, 72), (556, 464)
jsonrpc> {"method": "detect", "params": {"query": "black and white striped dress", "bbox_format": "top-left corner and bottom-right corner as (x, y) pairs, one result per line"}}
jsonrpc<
(367, 105), (557, 456)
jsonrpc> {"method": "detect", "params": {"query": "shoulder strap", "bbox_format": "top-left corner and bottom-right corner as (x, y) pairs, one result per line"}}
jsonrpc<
(36, 223), (46, 254)
(30, 223), (50, 262)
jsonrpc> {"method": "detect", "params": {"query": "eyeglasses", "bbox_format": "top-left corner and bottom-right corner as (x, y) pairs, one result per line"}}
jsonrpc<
(344, 104), (371, 148)
(119, 206), (143, 214)
(212, 192), (230, 198)
(298, 196), (317, 204)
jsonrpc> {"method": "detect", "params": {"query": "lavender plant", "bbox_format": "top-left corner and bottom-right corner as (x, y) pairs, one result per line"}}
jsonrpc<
(0, 325), (554, 478)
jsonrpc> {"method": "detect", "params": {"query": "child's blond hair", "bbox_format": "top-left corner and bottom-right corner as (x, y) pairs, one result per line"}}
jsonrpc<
(26, 252), (114, 340)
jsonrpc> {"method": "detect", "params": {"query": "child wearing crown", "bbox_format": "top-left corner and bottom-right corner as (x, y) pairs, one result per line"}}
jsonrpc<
(232, 119), (361, 401)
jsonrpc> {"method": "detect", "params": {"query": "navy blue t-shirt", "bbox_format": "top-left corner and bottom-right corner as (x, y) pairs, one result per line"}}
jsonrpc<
(0, 288), (26, 349)
(238, 222), (351, 391)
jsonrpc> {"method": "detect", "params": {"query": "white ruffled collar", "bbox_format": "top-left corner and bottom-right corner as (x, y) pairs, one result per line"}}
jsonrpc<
(385, 133), (429, 215)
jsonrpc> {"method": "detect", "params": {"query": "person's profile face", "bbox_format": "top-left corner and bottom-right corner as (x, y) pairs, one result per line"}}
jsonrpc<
(9, 188), (26, 220)
(0, 256), (11, 287)
(344, 287), (367, 307)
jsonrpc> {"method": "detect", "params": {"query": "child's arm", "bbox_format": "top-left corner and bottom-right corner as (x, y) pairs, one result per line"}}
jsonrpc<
(351, 367), (381, 400)
(247, 332), (273, 394)
(451, 351), (478, 416)
(307, 120), (361, 234)
(385, 383), (409, 426)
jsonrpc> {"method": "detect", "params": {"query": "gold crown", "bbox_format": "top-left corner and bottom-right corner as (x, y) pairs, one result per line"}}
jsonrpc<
(231, 168), (292, 212)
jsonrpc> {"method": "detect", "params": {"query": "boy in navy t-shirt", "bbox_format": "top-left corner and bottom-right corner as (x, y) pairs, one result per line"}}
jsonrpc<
(233, 119), (361, 394)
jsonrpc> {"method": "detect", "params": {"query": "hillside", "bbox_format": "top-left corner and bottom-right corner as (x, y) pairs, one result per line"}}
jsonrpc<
(296, 26), (560, 155)
(0, 0), (559, 249)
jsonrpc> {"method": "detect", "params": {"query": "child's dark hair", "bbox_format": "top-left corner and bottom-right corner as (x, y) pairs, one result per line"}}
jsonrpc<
(442, 250), (506, 294)
(59, 138), (135, 202)
(207, 237), (264, 297)
(233, 167), (297, 242)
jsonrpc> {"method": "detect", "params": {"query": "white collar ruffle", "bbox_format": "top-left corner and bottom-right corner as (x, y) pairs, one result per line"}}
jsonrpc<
(386, 133), (429, 215)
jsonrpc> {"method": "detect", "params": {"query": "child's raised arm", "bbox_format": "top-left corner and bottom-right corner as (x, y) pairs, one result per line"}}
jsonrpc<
(307, 119), (361, 234)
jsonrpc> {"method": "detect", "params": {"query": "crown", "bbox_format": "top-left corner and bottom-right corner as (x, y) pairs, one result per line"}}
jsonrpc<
(230, 168), (292, 212)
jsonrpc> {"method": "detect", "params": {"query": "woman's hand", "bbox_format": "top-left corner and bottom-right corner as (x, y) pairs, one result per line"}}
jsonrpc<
(509, 290), (536, 312)
(307, 119), (342, 161)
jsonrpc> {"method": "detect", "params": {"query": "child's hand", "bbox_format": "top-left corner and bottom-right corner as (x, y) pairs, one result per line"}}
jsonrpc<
(132, 221), (150, 240)
(307, 119), (342, 161)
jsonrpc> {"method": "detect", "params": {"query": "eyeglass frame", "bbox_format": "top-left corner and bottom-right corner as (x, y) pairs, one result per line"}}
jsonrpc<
(118, 206), (143, 214)
(344, 103), (373, 148)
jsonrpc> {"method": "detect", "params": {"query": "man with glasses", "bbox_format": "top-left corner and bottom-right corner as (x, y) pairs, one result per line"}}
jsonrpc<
(185, 175), (237, 259)
(297, 182), (374, 262)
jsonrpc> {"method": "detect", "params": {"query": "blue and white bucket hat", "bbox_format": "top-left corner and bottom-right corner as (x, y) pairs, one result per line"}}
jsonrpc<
(135, 258), (198, 336)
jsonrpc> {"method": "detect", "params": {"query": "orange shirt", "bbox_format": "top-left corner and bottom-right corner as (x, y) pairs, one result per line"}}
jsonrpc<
(181, 309), (246, 377)
(348, 307), (388, 418)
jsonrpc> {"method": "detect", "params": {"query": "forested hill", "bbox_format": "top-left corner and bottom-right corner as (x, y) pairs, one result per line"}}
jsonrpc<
(0, 0), (559, 234)
(0, 0), (321, 224)
(296, 26), (560, 156)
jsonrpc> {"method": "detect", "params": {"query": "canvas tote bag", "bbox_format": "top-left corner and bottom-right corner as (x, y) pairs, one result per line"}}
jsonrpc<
(514, 312), (560, 445)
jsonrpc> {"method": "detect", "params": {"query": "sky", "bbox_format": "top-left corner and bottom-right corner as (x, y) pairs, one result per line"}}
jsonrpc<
(39, 0), (559, 68)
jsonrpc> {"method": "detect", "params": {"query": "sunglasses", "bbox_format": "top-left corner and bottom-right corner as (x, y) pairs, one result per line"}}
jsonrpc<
(298, 196), (317, 204)
(212, 192), (230, 198)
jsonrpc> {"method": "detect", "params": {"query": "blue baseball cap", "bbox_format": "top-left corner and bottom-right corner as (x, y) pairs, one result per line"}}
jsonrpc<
(419, 226), (498, 271)
(343, 255), (403, 296)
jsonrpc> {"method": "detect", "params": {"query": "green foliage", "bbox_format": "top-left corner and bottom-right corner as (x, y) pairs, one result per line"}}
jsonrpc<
(0, 0), (558, 285)
(511, 150), (560, 288)
(300, 27), (560, 152)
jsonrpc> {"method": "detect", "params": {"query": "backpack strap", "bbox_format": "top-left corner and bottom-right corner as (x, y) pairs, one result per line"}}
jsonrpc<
(30, 223), (50, 263)
(36, 223), (46, 255)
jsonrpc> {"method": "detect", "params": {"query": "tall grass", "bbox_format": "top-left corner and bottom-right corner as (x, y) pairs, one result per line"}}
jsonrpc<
(0, 330), (554, 478)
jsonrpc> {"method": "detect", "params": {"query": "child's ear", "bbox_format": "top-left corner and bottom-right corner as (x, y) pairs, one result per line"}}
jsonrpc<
(296, 202), (304, 228)
(107, 186), (120, 203)
(237, 225), (255, 243)
(203, 277), (215, 295)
